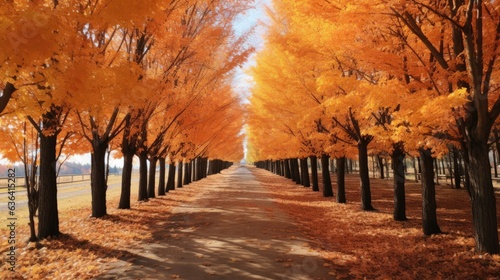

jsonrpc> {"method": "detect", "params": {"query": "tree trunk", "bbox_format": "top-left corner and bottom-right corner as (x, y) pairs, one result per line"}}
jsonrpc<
(137, 152), (148, 201)
(461, 154), (471, 191)
(207, 160), (214, 175)
(446, 152), (454, 187)
(420, 148), (441, 235)
(300, 158), (310, 187)
(177, 161), (183, 188)
(202, 158), (208, 178)
(358, 141), (374, 211)
(26, 164), (38, 242)
(392, 143), (407, 221)
(38, 119), (60, 238)
(452, 147), (461, 189)
(193, 158), (200, 182)
(192, 159), (196, 182)
(310, 156), (319, 192)
(148, 157), (157, 198)
(292, 158), (301, 185)
(377, 155), (384, 179)
(0, 82), (15, 114)
(118, 152), (134, 209)
(466, 141), (500, 253)
(119, 116), (136, 209)
(284, 159), (291, 179)
(321, 154), (334, 197)
(289, 159), (297, 183)
(158, 158), (166, 196)
(434, 158), (439, 185)
(91, 141), (108, 218)
(184, 160), (191, 185)
(167, 162), (176, 191)
(336, 157), (346, 203)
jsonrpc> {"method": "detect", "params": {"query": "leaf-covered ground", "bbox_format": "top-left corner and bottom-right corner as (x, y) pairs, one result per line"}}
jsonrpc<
(263, 172), (500, 279)
(0, 183), (201, 280)
(1, 169), (500, 279)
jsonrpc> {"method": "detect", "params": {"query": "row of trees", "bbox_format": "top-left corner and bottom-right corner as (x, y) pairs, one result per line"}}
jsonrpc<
(0, 0), (249, 241)
(247, 0), (499, 253)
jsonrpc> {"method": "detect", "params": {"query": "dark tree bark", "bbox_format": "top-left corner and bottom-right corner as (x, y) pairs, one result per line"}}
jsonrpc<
(38, 111), (60, 238)
(25, 163), (38, 242)
(460, 154), (471, 191)
(118, 115), (136, 209)
(284, 159), (291, 179)
(193, 157), (200, 182)
(300, 158), (310, 187)
(177, 161), (183, 188)
(420, 149), (441, 235)
(321, 154), (334, 197)
(192, 159), (197, 182)
(358, 140), (374, 211)
(376, 155), (384, 179)
(392, 143), (407, 221)
(208, 160), (215, 175)
(118, 152), (134, 209)
(90, 141), (108, 218)
(184, 160), (191, 185)
(202, 157), (208, 178)
(147, 157), (157, 198)
(452, 147), (461, 189)
(0, 82), (15, 114)
(158, 157), (166, 196)
(167, 162), (176, 191)
(336, 157), (346, 203)
(289, 159), (296, 182)
(276, 160), (282, 176)
(310, 156), (319, 192)
(291, 158), (301, 185)
(465, 141), (499, 253)
(137, 152), (148, 201)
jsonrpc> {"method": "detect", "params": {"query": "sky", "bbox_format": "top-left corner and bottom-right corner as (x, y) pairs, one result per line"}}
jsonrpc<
(232, 0), (272, 104)
(66, 0), (273, 167)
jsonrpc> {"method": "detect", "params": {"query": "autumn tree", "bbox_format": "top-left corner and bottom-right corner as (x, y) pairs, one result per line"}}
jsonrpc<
(0, 118), (39, 241)
(387, 0), (500, 254)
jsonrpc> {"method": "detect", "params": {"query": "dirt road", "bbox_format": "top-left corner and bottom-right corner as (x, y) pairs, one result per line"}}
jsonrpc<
(98, 165), (331, 280)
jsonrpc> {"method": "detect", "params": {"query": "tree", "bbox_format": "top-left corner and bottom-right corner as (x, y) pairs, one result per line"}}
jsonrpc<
(0, 118), (39, 241)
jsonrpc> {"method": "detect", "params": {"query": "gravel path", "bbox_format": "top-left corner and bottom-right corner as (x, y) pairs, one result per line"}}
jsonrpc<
(97, 165), (331, 280)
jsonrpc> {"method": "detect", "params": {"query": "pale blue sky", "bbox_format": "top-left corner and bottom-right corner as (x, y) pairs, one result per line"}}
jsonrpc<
(232, 0), (272, 104)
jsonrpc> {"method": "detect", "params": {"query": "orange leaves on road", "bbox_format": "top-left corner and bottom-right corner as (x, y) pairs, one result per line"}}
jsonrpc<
(262, 172), (500, 278)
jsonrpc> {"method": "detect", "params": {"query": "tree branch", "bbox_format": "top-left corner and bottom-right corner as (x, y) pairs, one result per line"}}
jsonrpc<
(0, 83), (15, 115)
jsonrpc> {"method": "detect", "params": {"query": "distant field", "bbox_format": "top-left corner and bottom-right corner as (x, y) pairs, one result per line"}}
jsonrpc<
(0, 174), (141, 222)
